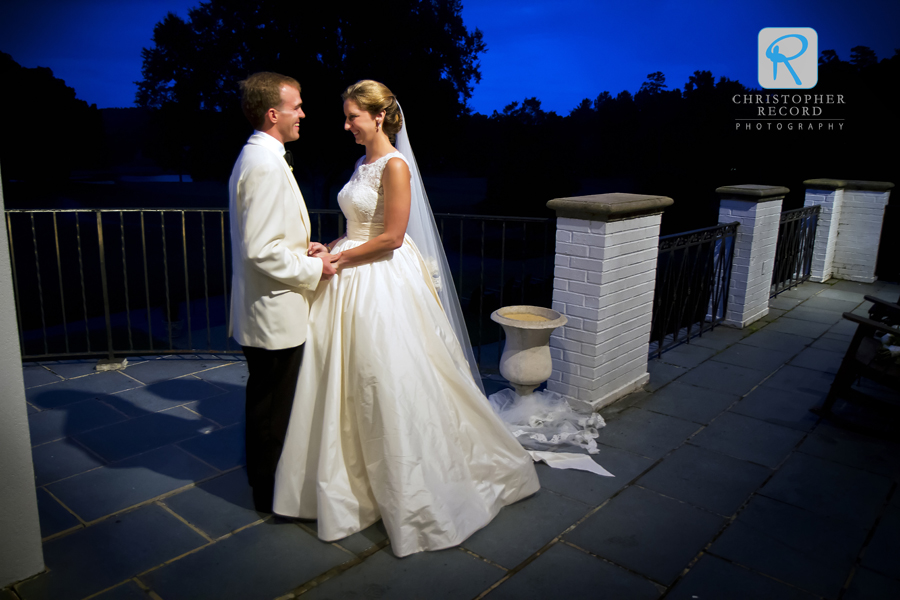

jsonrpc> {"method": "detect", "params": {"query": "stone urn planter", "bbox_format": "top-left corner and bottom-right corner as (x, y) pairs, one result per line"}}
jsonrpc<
(490, 305), (568, 396)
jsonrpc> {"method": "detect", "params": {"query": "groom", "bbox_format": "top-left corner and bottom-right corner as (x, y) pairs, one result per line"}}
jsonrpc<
(229, 72), (339, 512)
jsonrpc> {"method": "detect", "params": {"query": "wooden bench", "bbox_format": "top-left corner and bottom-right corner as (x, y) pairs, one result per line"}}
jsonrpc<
(812, 295), (900, 439)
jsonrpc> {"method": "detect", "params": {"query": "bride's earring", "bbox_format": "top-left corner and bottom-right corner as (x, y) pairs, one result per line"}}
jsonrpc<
(376, 121), (381, 133)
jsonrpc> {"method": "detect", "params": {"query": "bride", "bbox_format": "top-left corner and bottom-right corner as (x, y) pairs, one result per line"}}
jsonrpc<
(272, 80), (540, 557)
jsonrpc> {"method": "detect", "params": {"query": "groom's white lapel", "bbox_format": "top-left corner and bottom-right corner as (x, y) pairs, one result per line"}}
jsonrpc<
(246, 132), (312, 241)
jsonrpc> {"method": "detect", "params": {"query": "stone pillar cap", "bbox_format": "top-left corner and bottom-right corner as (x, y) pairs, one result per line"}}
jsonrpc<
(715, 184), (790, 200)
(803, 179), (894, 191)
(546, 193), (673, 221)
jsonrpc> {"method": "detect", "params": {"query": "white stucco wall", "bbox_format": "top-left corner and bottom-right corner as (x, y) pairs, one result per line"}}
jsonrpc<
(0, 165), (44, 587)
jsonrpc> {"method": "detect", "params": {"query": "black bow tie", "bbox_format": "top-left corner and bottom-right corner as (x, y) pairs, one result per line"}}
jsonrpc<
(283, 149), (294, 171)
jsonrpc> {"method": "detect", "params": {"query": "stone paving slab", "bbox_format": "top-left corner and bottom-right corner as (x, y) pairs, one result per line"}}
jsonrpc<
(759, 452), (893, 530)
(139, 520), (352, 600)
(666, 554), (818, 600)
(31, 438), (105, 486)
(634, 381), (739, 424)
(710, 516), (851, 598)
(26, 371), (141, 409)
(15, 503), (208, 600)
(736, 495), (869, 571)
(731, 385), (822, 432)
(177, 422), (246, 470)
(710, 342), (797, 374)
(533, 446), (653, 506)
(652, 343), (717, 369)
(161, 468), (262, 539)
(827, 318), (860, 335)
(645, 360), (687, 391)
(769, 295), (805, 310)
(851, 304), (872, 316)
(676, 361), (769, 396)
(810, 334), (852, 353)
(460, 488), (589, 569)
(782, 305), (845, 325)
(122, 356), (224, 385)
(73, 406), (218, 462)
(300, 546), (504, 600)
(762, 364), (835, 397)
(40, 359), (131, 380)
(788, 347), (846, 375)
(184, 389), (246, 427)
(298, 519), (388, 556)
(565, 485), (725, 585)
(689, 412), (806, 468)
(100, 376), (227, 417)
(817, 288), (867, 303)
(22, 365), (64, 388)
(635, 444), (771, 516)
(778, 283), (828, 300)
(488, 542), (662, 600)
(801, 295), (863, 313)
(861, 506), (900, 580)
(737, 328), (815, 354)
(28, 398), (128, 446)
(759, 307), (787, 322)
(92, 580), (149, 600)
(763, 317), (833, 339)
(9, 280), (900, 600)
(593, 408), (700, 460)
(46, 445), (217, 522)
(36, 487), (81, 539)
(685, 326), (748, 351)
(192, 362), (248, 388)
(844, 567), (900, 600)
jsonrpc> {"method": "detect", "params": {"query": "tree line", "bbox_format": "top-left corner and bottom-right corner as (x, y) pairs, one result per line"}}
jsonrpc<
(1, 0), (897, 239)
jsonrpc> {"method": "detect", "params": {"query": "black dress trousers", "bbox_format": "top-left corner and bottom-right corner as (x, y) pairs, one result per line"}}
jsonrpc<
(242, 344), (305, 512)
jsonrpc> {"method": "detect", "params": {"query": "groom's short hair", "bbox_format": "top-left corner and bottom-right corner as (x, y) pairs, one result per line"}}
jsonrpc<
(239, 72), (301, 129)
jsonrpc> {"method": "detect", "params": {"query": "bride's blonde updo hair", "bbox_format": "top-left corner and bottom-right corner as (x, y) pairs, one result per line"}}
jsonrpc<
(342, 80), (402, 144)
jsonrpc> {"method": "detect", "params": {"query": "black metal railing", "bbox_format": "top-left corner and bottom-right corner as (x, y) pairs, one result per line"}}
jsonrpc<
(649, 221), (739, 357)
(6, 208), (554, 369)
(770, 205), (820, 297)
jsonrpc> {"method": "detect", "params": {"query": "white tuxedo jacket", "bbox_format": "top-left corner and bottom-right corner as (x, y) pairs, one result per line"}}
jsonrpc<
(229, 131), (323, 350)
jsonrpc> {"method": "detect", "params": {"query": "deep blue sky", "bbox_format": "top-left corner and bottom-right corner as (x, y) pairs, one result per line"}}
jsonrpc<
(2, 0), (898, 114)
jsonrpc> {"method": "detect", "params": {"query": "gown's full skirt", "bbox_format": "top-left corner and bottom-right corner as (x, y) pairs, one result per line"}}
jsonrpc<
(273, 235), (540, 557)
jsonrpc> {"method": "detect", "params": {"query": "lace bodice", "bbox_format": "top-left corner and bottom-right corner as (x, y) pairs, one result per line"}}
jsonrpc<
(337, 152), (410, 240)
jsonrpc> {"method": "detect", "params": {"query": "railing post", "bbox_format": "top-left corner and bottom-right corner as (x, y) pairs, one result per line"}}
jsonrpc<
(546, 193), (673, 410)
(804, 179), (894, 283)
(716, 185), (788, 328)
(95, 212), (126, 370)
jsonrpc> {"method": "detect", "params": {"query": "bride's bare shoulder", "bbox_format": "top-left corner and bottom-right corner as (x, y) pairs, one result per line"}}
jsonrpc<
(384, 155), (410, 178)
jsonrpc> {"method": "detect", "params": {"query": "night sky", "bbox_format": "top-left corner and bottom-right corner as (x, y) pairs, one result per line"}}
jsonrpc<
(2, 0), (899, 114)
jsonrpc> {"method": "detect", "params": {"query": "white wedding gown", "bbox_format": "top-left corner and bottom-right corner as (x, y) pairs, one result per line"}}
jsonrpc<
(273, 152), (540, 557)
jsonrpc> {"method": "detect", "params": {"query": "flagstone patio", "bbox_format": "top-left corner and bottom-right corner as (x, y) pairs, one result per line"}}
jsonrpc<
(5, 278), (900, 600)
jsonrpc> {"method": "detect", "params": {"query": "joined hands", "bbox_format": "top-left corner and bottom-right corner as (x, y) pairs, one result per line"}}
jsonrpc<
(308, 242), (341, 279)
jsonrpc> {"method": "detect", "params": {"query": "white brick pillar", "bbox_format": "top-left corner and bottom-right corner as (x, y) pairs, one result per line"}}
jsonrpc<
(546, 193), (673, 410)
(0, 163), (44, 587)
(716, 185), (788, 328)
(803, 181), (844, 283)
(804, 179), (893, 283)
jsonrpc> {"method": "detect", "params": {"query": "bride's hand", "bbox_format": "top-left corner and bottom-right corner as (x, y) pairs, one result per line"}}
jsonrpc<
(308, 242), (328, 256)
(319, 251), (342, 278)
